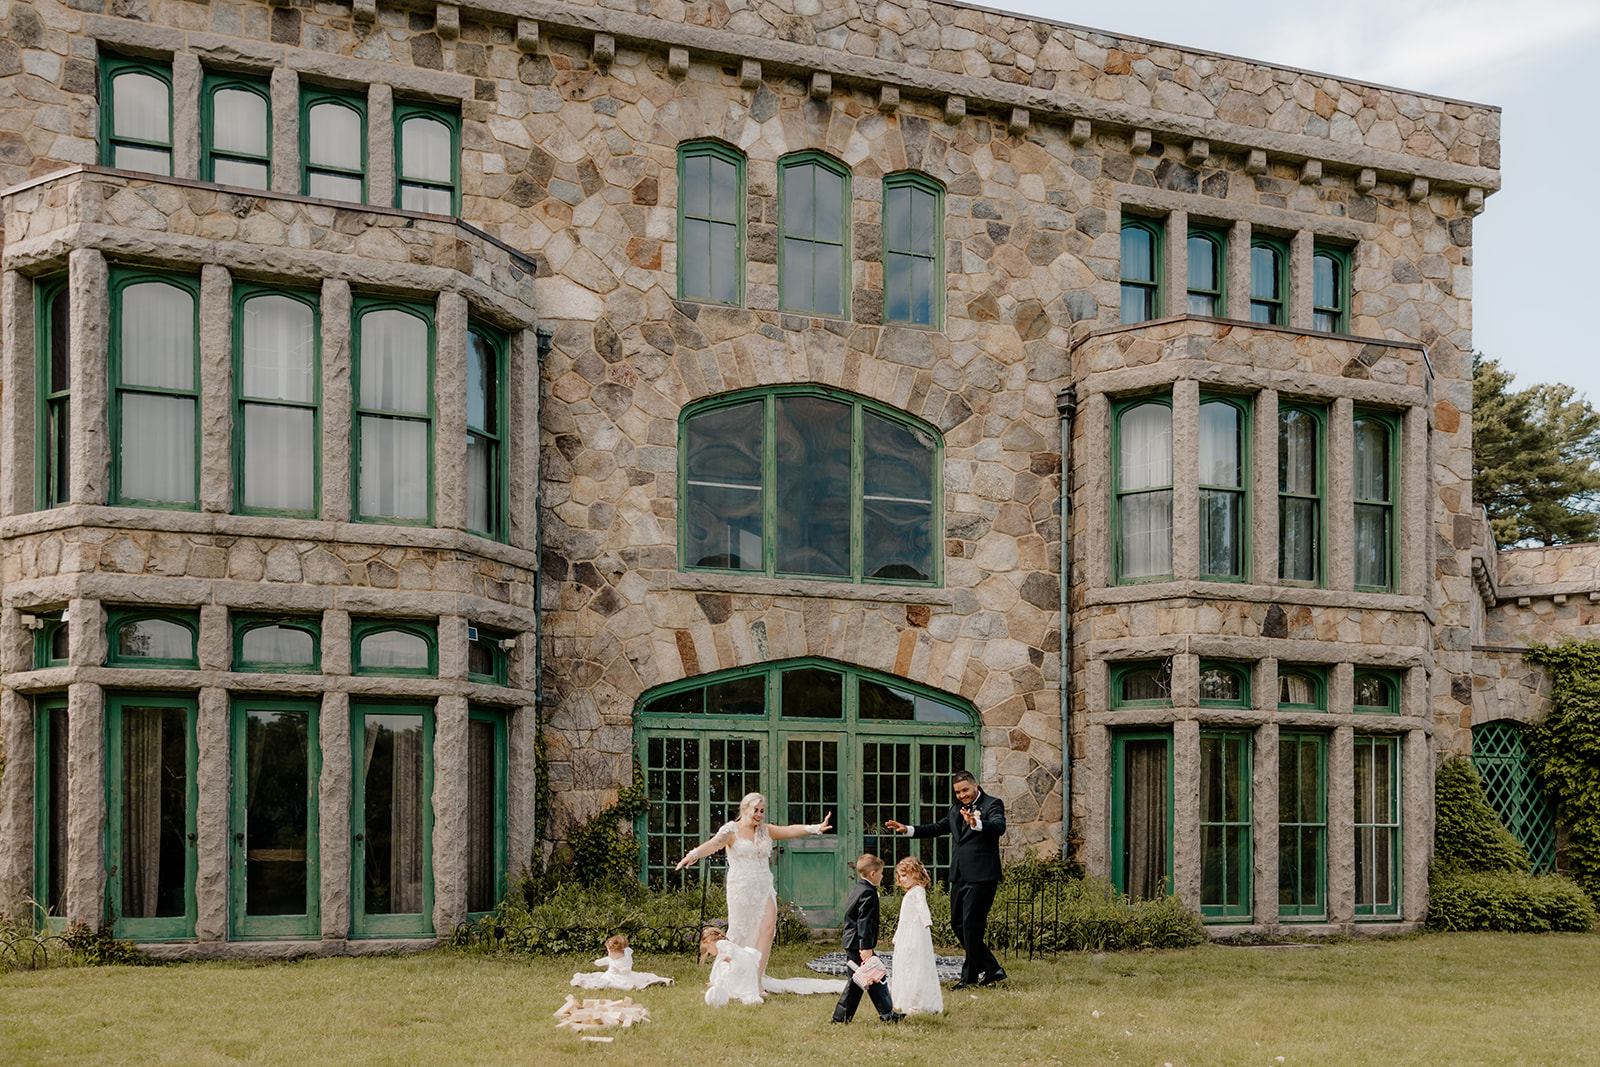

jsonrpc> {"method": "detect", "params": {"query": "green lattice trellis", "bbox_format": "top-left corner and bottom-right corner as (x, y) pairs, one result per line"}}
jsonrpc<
(1472, 721), (1556, 871)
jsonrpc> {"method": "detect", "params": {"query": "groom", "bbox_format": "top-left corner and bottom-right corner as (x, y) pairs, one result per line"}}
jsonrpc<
(885, 769), (1006, 989)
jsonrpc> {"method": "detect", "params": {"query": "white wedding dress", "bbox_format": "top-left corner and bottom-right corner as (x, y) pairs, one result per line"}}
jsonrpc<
(570, 947), (673, 991)
(889, 885), (943, 1014)
(702, 822), (845, 1003)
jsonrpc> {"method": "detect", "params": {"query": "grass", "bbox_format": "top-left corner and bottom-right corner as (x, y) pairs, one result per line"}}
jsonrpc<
(2, 933), (1597, 1065)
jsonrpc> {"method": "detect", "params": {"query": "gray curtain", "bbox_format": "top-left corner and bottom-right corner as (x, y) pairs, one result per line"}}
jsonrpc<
(122, 710), (163, 918)
(1124, 740), (1169, 901)
(391, 726), (424, 913)
(467, 720), (494, 912)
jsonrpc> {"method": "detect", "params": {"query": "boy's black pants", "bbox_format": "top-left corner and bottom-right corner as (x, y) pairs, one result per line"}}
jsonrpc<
(830, 947), (896, 1022)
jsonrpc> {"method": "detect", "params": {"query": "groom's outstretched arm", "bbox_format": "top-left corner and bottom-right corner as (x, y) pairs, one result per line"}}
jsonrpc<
(884, 812), (953, 838)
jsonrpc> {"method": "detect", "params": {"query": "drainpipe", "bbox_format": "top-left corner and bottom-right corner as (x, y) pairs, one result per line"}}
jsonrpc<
(532, 325), (553, 844)
(1056, 385), (1077, 863)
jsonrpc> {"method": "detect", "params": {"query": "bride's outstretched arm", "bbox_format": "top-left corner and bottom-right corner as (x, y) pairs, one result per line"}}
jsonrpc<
(673, 826), (733, 870)
(768, 811), (833, 840)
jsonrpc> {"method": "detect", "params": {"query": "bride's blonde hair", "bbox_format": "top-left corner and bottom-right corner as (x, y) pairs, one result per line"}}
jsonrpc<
(738, 792), (766, 820)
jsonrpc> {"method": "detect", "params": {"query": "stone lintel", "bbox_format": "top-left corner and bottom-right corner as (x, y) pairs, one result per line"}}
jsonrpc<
(1245, 149), (1268, 175)
(667, 46), (689, 78)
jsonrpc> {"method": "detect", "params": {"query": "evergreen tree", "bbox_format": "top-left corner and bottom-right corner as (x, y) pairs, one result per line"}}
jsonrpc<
(1473, 355), (1600, 546)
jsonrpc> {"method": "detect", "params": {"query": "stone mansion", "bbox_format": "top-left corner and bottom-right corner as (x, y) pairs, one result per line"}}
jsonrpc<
(0, 0), (1577, 954)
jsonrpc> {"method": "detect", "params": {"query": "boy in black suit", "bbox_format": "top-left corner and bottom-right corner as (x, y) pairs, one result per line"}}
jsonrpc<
(829, 853), (904, 1024)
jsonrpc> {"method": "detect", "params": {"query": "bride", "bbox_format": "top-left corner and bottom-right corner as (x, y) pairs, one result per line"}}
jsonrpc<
(675, 792), (837, 996)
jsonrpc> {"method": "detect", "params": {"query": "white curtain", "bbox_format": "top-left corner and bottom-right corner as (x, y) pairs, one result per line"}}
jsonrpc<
(401, 116), (451, 183)
(1119, 404), (1172, 578)
(308, 102), (361, 170)
(113, 72), (169, 142)
(120, 282), (195, 503)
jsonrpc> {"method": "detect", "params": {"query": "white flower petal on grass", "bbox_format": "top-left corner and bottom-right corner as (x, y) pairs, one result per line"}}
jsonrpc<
(1092, 1010), (1100, 1018)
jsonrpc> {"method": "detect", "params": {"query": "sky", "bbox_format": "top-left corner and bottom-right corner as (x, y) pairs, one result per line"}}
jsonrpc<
(993, 0), (1600, 401)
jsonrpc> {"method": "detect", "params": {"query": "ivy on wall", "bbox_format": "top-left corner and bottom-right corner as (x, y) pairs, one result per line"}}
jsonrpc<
(1523, 639), (1600, 902)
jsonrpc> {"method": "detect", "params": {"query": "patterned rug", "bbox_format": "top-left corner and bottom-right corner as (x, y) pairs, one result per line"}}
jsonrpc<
(805, 951), (965, 981)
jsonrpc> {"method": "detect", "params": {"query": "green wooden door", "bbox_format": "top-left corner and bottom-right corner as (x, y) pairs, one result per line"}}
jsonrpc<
(230, 697), (320, 939)
(105, 693), (198, 941)
(351, 704), (434, 938)
(777, 733), (843, 920)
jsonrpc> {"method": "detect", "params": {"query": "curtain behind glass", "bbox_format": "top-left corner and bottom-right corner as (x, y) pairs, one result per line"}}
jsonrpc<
(1354, 740), (1396, 908)
(117, 618), (194, 661)
(1278, 735), (1324, 911)
(1119, 404), (1172, 578)
(1279, 409), (1319, 582)
(1353, 419), (1391, 588)
(1250, 244), (1282, 323)
(120, 282), (195, 503)
(401, 116), (451, 183)
(1279, 674), (1318, 706)
(360, 629), (430, 670)
(774, 395), (850, 575)
(467, 720), (495, 913)
(391, 724), (424, 913)
(466, 331), (499, 534)
(1313, 253), (1341, 331)
(241, 294), (316, 512)
(308, 102), (361, 170)
(1187, 234), (1219, 315)
(1123, 739), (1168, 899)
(1121, 226), (1156, 324)
(212, 87), (268, 156)
(1199, 401), (1243, 577)
(241, 625), (315, 665)
(46, 707), (69, 915)
(120, 707), (185, 919)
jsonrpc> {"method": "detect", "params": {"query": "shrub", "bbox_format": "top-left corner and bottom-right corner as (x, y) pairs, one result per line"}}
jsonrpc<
(1427, 870), (1597, 933)
(1433, 757), (1529, 875)
(1524, 640), (1600, 903)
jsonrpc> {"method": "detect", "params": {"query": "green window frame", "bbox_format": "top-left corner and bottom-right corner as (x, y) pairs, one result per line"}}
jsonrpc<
(110, 268), (200, 510)
(1120, 216), (1162, 324)
(466, 323), (508, 540)
(35, 275), (71, 510)
(676, 140), (745, 306)
(105, 608), (199, 670)
(1353, 734), (1401, 919)
(1353, 410), (1398, 593)
(32, 610), (70, 670)
(232, 615), (321, 674)
(1200, 730), (1252, 921)
(1113, 396), (1173, 583)
(882, 171), (944, 328)
(467, 625), (510, 686)
(300, 86), (367, 202)
(1471, 720), (1557, 872)
(467, 706), (509, 916)
(1353, 670), (1401, 715)
(1111, 729), (1174, 900)
(778, 151), (850, 317)
(201, 70), (272, 189)
(352, 297), (435, 525)
(105, 691), (198, 941)
(636, 657), (979, 893)
(230, 696), (321, 939)
(1312, 245), (1351, 334)
(394, 99), (460, 214)
(1278, 730), (1327, 920)
(1278, 404), (1324, 586)
(234, 285), (321, 518)
(99, 54), (173, 175)
(1186, 227), (1226, 317)
(1200, 395), (1249, 581)
(352, 619), (438, 678)
(1109, 659), (1173, 709)
(679, 386), (942, 585)
(1249, 236), (1289, 325)
(351, 702), (435, 937)
(1198, 662), (1250, 709)
(1276, 666), (1327, 711)
(33, 697), (69, 930)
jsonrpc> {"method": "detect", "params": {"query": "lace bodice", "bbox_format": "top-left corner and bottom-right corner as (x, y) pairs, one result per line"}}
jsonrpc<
(716, 821), (776, 949)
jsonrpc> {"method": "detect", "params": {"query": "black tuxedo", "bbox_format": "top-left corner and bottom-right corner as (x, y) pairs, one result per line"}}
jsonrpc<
(831, 877), (897, 1022)
(909, 790), (1006, 983)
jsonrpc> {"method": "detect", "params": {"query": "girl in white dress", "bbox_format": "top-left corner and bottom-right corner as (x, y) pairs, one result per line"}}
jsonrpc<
(570, 934), (674, 991)
(889, 857), (943, 1014)
(675, 792), (836, 997)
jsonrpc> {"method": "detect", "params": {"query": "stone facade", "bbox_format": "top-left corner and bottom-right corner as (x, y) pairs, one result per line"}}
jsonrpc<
(0, 0), (1518, 946)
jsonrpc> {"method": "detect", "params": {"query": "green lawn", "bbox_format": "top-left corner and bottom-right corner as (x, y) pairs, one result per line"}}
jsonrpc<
(3, 933), (1597, 1065)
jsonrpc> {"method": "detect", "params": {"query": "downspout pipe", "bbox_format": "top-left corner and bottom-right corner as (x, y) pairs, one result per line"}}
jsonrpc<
(1056, 385), (1077, 864)
(532, 325), (553, 845)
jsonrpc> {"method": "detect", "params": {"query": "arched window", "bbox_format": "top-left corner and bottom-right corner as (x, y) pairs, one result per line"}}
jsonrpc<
(1186, 229), (1225, 316)
(301, 88), (366, 202)
(779, 153), (849, 317)
(1250, 237), (1288, 325)
(1111, 660), (1173, 708)
(1114, 398), (1173, 582)
(395, 101), (459, 214)
(1353, 411), (1398, 593)
(203, 72), (271, 189)
(353, 620), (438, 677)
(636, 658), (978, 901)
(466, 325), (507, 539)
(1278, 405), (1324, 586)
(882, 172), (944, 327)
(677, 141), (745, 305)
(1312, 246), (1350, 333)
(111, 270), (200, 508)
(1199, 663), (1250, 708)
(236, 288), (319, 517)
(106, 609), (199, 669)
(1353, 671), (1400, 715)
(467, 625), (510, 686)
(1199, 396), (1248, 581)
(680, 388), (940, 584)
(101, 55), (172, 174)
(1120, 217), (1161, 324)
(1276, 668), (1326, 711)
(353, 300), (434, 524)
(37, 276), (71, 509)
(234, 617), (320, 673)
